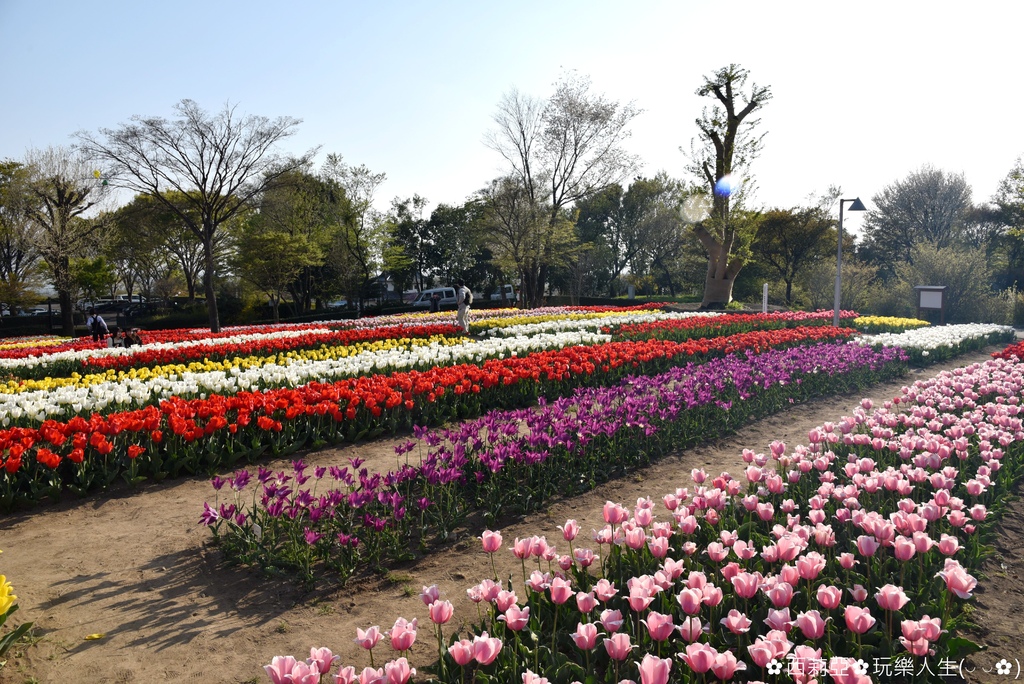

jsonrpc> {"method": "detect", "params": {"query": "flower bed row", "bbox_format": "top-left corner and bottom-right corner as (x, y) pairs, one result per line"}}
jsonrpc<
(0, 323), (465, 380)
(856, 323), (1013, 366)
(473, 311), (713, 338)
(204, 341), (907, 585)
(0, 331), (612, 420)
(612, 311), (860, 342)
(0, 327), (853, 510)
(263, 354), (1024, 683)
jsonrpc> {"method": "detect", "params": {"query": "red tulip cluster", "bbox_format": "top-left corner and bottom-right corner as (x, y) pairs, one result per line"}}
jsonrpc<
(0, 326), (853, 507)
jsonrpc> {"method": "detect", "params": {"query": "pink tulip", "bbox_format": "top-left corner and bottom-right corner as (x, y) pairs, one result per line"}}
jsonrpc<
(388, 617), (417, 652)
(570, 621), (599, 650)
(676, 587), (703, 615)
(594, 578), (618, 601)
(550, 577), (573, 605)
(938, 534), (960, 556)
(428, 600), (454, 625)
(848, 584), (868, 602)
(307, 647), (338, 676)
(911, 531), (933, 554)
(796, 610), (828, 640)
(678, 616), (702, 642)
(748, 638), (775, 667)
(765, 629), (793, 658)
(603, 632), (635, 661)
(875, 585), (909, 612)
(830, 659), (872, 684)
(355, 626), (382, 650)
(844, 605), (876, 634)
(625, 526), (647, 550)
(648, 537), (670, 558)
(481, 530), (502, 553)
(721, 609), (752, 635)
(920, 615), (944, 641)
(764, 607), (793, 632)
(491, 588), (516, 611)
(499, 604), (530, 631)
(472, 632), (503, 665)
(526, 570), (551, 593)
(900, 636), (931, 657)
(855, 535), (879, 557)
(600, 609), (625, 633)
(937, 559), (977, 598)
(766, 582), (794, 608)
(384, 658), (415, 684)
(711, 650), (746, 681)
(286, 662), (320, 684)
(838, 552), (857, 569)
(264, 656), (297, 684)
(730, 572), (760, 599)
(639, 654), (672, 684)
(604, 501), (629, 525)
(642, 611), (676, 642)
(679, 642), (718, 674)
(816, 584), (842, 610)
(573, 547), (595, 567)
(576, 591), (598, 614)
(702, 583), (723, 607)
(448, 639), (474, 666)
(893, 536), (916, 562)
(357, 667), (384, 684)
(420, 584), (440, 605)
(512, 537), (531, 559)
(559, 519), (580, 541)
(335, 666), (357, 684)
(706, 542), (729, 562)
(521, 670), (549, 684)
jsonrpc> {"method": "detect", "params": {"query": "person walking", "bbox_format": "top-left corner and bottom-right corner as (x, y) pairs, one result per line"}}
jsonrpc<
(86, 308), (108, 342)
(456, 280), (472, 334)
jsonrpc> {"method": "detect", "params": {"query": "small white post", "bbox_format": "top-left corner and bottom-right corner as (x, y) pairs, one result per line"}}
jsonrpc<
(762, 283), (768, 313)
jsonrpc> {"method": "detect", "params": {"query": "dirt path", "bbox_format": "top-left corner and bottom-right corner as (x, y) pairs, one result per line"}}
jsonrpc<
(1, 348), (1021, 683)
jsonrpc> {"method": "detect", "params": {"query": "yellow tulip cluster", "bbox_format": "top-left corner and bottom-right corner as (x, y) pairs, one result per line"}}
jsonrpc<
(853, 316), (930, 333)
(0, 335), (460, 394)
(471, 310), (636, 333)
(0, 337), (67, 351)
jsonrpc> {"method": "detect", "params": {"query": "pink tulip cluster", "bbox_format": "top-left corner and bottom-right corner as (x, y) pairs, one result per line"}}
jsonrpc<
(260, 354), (1020, 682)
(265, 647), (416, 684)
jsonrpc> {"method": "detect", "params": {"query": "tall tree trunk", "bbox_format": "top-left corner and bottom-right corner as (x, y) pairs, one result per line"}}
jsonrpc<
(202, 232), (221, 332)
(271, 295), (280, 323)
(59, 288), (75, 338)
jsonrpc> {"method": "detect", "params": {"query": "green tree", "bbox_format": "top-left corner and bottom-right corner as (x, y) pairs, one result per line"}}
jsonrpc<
(233, 223), (321, 322)
(77, 99), (316, 332)
(0, 160), (44, 315)
(687, 64), (772, 307)
(72, 256), (118, 304)
(860, 165), (974, 277)
(752, 200), (837, 305)
(22, 146), (109, 335)
(424, 201), (493, 288)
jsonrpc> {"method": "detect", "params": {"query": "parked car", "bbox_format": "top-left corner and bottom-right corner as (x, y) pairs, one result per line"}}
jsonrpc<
(411, 287), (457, 309)
(489, 284), (518, 303)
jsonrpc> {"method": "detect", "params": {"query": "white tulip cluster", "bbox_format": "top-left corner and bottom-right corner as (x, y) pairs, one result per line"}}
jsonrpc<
(856, 323), (1013, 351)
(482, 311), (722, 338)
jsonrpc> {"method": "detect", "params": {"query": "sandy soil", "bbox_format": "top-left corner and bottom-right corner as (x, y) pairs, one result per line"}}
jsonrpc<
(1, 348), (1021, 684)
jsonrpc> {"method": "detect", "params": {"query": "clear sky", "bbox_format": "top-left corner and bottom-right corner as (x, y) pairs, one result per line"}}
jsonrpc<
(2, 0), (1022, 237)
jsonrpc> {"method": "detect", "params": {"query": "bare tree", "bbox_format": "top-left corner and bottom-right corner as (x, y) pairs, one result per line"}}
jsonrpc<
(687, 64), (772, 307)
(485, 73), (641, 306)
(76, 100), (316, 331)
(21, 147), (109, 335)
(860, 165), (974, 277)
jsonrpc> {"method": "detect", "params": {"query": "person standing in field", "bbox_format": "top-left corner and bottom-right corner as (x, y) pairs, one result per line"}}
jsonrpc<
(86, 308), (108, 342)
(456, 280), (472, 334)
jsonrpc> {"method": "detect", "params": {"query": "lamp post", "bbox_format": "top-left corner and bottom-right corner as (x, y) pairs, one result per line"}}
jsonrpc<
(834, 197), (867, 327)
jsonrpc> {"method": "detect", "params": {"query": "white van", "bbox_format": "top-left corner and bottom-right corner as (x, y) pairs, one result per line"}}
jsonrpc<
(412, 287), (458, 309)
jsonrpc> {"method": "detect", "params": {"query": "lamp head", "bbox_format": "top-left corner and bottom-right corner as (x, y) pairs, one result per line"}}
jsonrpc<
(847, 197), (867, 212)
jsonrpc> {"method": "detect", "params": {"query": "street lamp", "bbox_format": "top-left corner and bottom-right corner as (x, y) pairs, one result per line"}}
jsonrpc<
(834, 197), (867, 327)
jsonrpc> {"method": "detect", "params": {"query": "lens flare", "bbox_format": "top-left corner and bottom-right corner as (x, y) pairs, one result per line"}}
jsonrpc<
(714, 174), (743, 198)
(680, 195), (712, 223)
